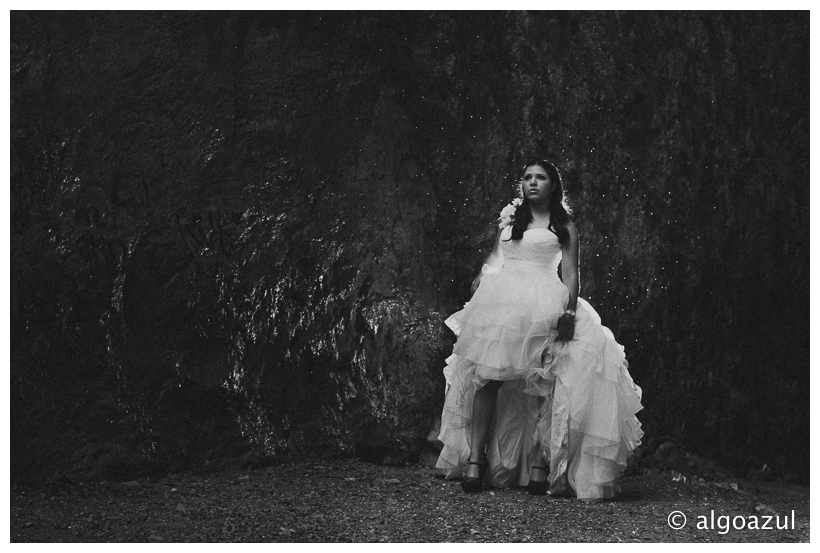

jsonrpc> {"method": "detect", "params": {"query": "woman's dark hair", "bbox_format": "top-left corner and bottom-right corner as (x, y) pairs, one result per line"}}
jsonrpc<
(507, 160), (573, 245)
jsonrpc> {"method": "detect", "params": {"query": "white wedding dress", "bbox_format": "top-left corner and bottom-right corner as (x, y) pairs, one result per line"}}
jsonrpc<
(435, 225), (643, 501)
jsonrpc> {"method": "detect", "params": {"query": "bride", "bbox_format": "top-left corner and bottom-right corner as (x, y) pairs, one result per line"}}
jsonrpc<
(435, 160), (643, 502)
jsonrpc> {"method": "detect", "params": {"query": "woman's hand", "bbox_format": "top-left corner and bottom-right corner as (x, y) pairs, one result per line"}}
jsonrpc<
(556, 313), (575, 342)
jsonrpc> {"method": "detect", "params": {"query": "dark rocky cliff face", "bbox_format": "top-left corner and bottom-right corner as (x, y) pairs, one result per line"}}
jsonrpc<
(11, 12), (809, 481)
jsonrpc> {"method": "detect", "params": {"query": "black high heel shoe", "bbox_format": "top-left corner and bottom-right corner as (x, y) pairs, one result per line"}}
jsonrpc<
(461, 460), (487, 493)
(528, 465), (548, 496)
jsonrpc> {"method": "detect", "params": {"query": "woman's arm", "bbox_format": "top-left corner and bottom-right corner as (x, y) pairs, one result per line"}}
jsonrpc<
(556, 222), (579, 341)
(471, 228), (504, 294)
(561, 222), (579, 312)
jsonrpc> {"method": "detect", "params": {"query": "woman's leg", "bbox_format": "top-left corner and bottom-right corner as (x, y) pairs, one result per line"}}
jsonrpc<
(465, 379), (503, 472)
(528, 396), (549, 494)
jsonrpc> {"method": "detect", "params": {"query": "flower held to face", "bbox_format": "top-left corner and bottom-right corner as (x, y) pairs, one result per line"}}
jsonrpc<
(498, 198), (523, 229)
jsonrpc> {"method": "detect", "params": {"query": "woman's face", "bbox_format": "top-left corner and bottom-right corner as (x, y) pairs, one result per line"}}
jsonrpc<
(520, 164), (552, 204)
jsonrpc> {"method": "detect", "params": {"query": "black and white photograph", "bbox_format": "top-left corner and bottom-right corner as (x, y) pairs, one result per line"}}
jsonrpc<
(8, 6), (810, 543)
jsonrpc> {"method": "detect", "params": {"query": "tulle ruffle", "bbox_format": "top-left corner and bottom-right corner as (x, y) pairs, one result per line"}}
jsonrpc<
(444, 264), (569, 386)
(533, 301), (643, 501)
(436, 355), (544, 488)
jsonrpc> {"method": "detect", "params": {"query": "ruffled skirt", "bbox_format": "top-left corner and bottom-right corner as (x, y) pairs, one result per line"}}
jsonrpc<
(435, 264), (643, 501)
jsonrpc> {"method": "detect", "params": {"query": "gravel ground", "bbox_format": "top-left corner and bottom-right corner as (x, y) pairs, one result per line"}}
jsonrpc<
(10, 459), (810, 543)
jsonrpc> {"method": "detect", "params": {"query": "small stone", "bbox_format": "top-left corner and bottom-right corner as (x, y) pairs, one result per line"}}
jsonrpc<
(176, 503), (187, 513)
(754, 503), (778, 515)
(713, 481), (739, 492)
(384, 478), (400, 484)
(171, 488), (178, 493)
(25, 522), (34, 527)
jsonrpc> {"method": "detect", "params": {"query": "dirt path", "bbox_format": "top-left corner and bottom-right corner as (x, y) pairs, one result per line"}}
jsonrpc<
(10, 460), (809, 542)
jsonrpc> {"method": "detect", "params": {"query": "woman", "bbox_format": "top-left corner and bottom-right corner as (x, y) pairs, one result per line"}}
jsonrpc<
(435, 160), (643, 502)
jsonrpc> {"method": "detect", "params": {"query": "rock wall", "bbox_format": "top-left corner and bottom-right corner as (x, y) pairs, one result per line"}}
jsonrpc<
(10, 12), (809, 481)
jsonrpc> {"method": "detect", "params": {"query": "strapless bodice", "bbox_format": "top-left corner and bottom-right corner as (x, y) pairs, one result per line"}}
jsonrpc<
(500, 226), (562, 273)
